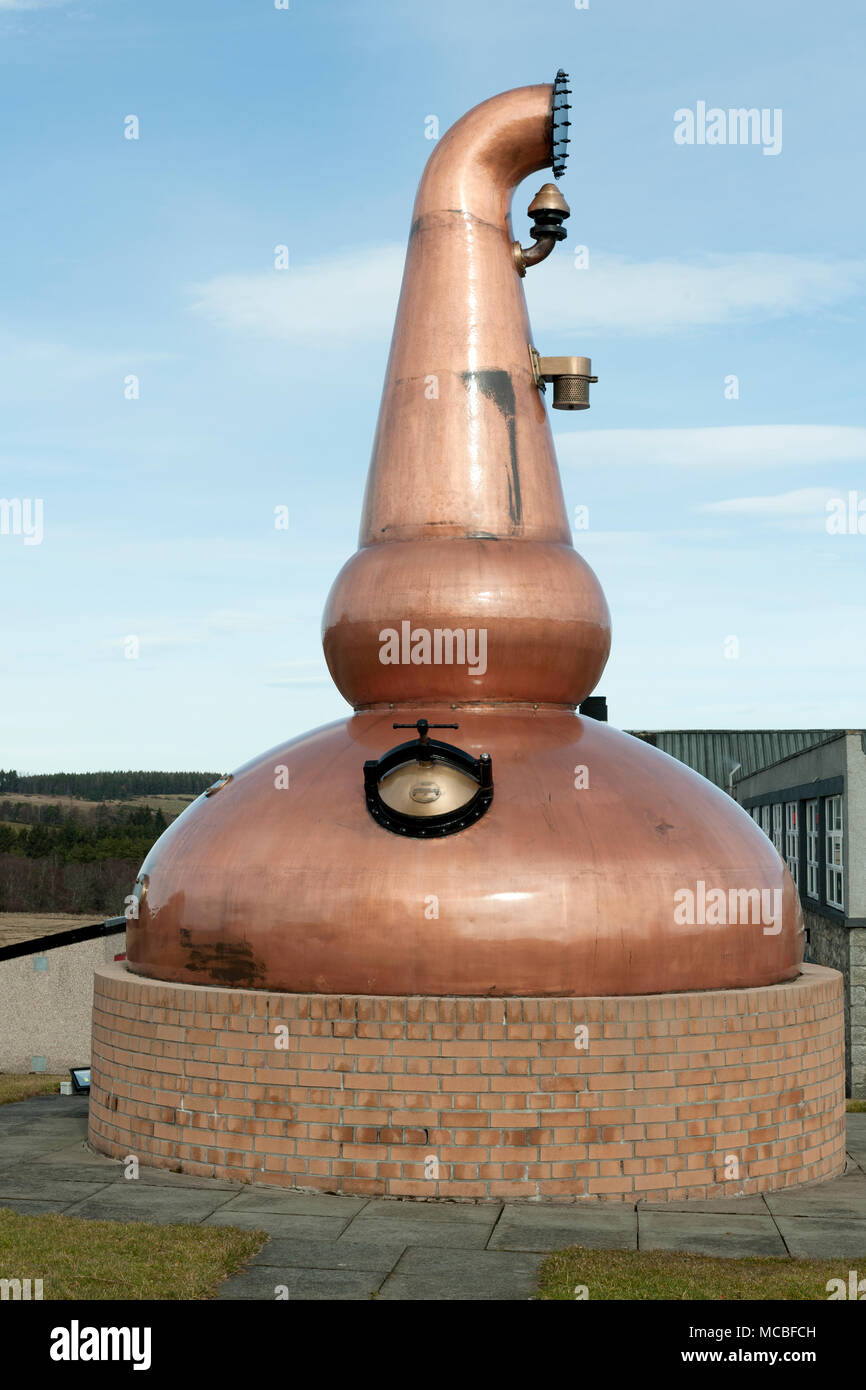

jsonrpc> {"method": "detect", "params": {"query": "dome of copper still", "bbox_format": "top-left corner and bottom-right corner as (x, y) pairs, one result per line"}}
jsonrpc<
(126, 74), (803, 998)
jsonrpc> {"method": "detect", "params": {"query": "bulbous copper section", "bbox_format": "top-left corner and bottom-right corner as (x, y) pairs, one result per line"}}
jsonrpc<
(126, 711), (803, 998)
(323, 539), (610, 707)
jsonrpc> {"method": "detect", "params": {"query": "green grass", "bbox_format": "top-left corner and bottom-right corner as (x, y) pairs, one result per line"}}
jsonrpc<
(847, 1099), (866, 1113)
(0, 1073), (67, 1106)
(537, 1246), (866, 1300)
(0, 1209), (267, 1300)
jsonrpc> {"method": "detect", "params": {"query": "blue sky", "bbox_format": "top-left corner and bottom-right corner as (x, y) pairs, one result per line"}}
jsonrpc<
(1, 0), (864, 773)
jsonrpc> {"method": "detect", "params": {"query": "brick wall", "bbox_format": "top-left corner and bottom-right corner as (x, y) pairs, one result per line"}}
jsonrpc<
(89, 962), (847, 1201)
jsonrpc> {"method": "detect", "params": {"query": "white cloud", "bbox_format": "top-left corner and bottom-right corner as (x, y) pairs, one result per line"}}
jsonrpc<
(695, 487), (838, 518)
(188, 246), (865, 346)
(205, 609), (272, 635)
(266, 658), (331, 686)
(526, 252), (866, 335)
(556, 425), (866, 473)
(0, 1), (73, 10)
(189, 245), (405, 348)
(89, 609), (281, 655)
(0, 326), (180, 383)
(265, 675), (332, 687)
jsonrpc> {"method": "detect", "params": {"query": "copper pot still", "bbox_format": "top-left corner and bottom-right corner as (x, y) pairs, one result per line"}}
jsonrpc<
(127, 73), (803, 998)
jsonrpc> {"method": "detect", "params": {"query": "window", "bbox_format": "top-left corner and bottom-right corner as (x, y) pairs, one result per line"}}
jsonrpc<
(772, 803), (783, 854)
(825, 794), (844, 910)
(751, 806), (761, 825)
(806, 799), (819, 899)
(760, 804), (770, 837)
(785, 802), (799, 886)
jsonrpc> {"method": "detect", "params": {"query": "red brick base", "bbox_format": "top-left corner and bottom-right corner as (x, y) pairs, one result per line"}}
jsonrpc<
(88, 962), (847, 1201)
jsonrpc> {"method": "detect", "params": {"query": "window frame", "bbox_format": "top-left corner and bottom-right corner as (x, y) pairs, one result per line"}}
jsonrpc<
(805, 799), (819, 900)
(742, 775), (844, 920)
(784, 801), (799, 886)
(824, 793), (844, 910)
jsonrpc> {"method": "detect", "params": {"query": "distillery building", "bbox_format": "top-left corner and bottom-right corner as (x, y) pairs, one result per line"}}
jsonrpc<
(631, 727), (865, 1098)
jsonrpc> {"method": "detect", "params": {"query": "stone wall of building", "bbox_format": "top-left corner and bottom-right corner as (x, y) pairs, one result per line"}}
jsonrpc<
(850, 926), (866, 1098)
(737, 734), (866, 1099)
(803, 906), (851, 1094)
(89, 962), (846, 1201)
(844, 733), (866, 918)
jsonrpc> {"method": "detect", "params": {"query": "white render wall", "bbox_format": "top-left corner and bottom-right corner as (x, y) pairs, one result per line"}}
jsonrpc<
(0, 931), (124, 1073)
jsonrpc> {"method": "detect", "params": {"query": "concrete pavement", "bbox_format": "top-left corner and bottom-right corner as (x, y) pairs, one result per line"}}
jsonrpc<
(1, 1095), (864, 1299)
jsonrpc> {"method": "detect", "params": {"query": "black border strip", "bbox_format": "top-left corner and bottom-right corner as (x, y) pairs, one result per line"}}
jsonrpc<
(0, 917), (126, 964)
(740, 776), (843, 807)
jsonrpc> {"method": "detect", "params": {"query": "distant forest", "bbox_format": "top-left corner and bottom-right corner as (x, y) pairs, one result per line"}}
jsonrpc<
(0, 770), (218, 799)
(0, 780), (222, 914)
(0, 802), (170, 862)
(0, 855), (140, 915)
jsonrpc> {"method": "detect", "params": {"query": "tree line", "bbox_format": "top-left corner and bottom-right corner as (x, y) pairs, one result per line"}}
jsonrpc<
(0, 856), (136, 915)
(0, 803), (170, 865)
(0, 769), (218, 799)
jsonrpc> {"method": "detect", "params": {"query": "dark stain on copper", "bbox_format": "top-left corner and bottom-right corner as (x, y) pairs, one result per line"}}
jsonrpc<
(179, 929), (264, 988)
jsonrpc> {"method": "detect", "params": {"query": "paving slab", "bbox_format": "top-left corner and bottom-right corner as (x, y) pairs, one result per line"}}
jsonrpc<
(3, 1162), (121, 1185)
(115, 1169), (244, 1191)
(638, 1211), (787, 1257)
(0, 1117), (90, 1139)
(353, 1198), (500, 1223)
(489, 1204), (637, 1252)
(4, 1092), (866, 1294)
(0, 1135), (88, 1162)
(639, 1196), (769, 1215)
(203, 1211), (353, 1240)
(214, 1265), (384, 1300)
(775, 1215), (866, 1260)
(33, 1145), (122, 1172)
(218, 1189), (368, 1218)
(377, 1245), (542, 1301)
(0, 1174), (114, 1202)
(34, 1140), (235, 1189)
(61, 1186), (233, 1225)
(248, 1237), (406, 1272)
(0, 1197), (77, 1216)
(0, 1105), (86, 1131)
(0, 1096), (88, 1126)
(341, 1198), (501, 1249)
(338, 1217), (495, 1249)
(764, 1174), (866, 1219)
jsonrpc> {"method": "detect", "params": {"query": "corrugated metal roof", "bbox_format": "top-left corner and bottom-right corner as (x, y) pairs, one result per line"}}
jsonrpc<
(626, 731), (843, 790)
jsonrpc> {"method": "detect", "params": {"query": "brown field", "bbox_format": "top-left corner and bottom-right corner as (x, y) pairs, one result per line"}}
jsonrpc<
(0, 912), (104, 948)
